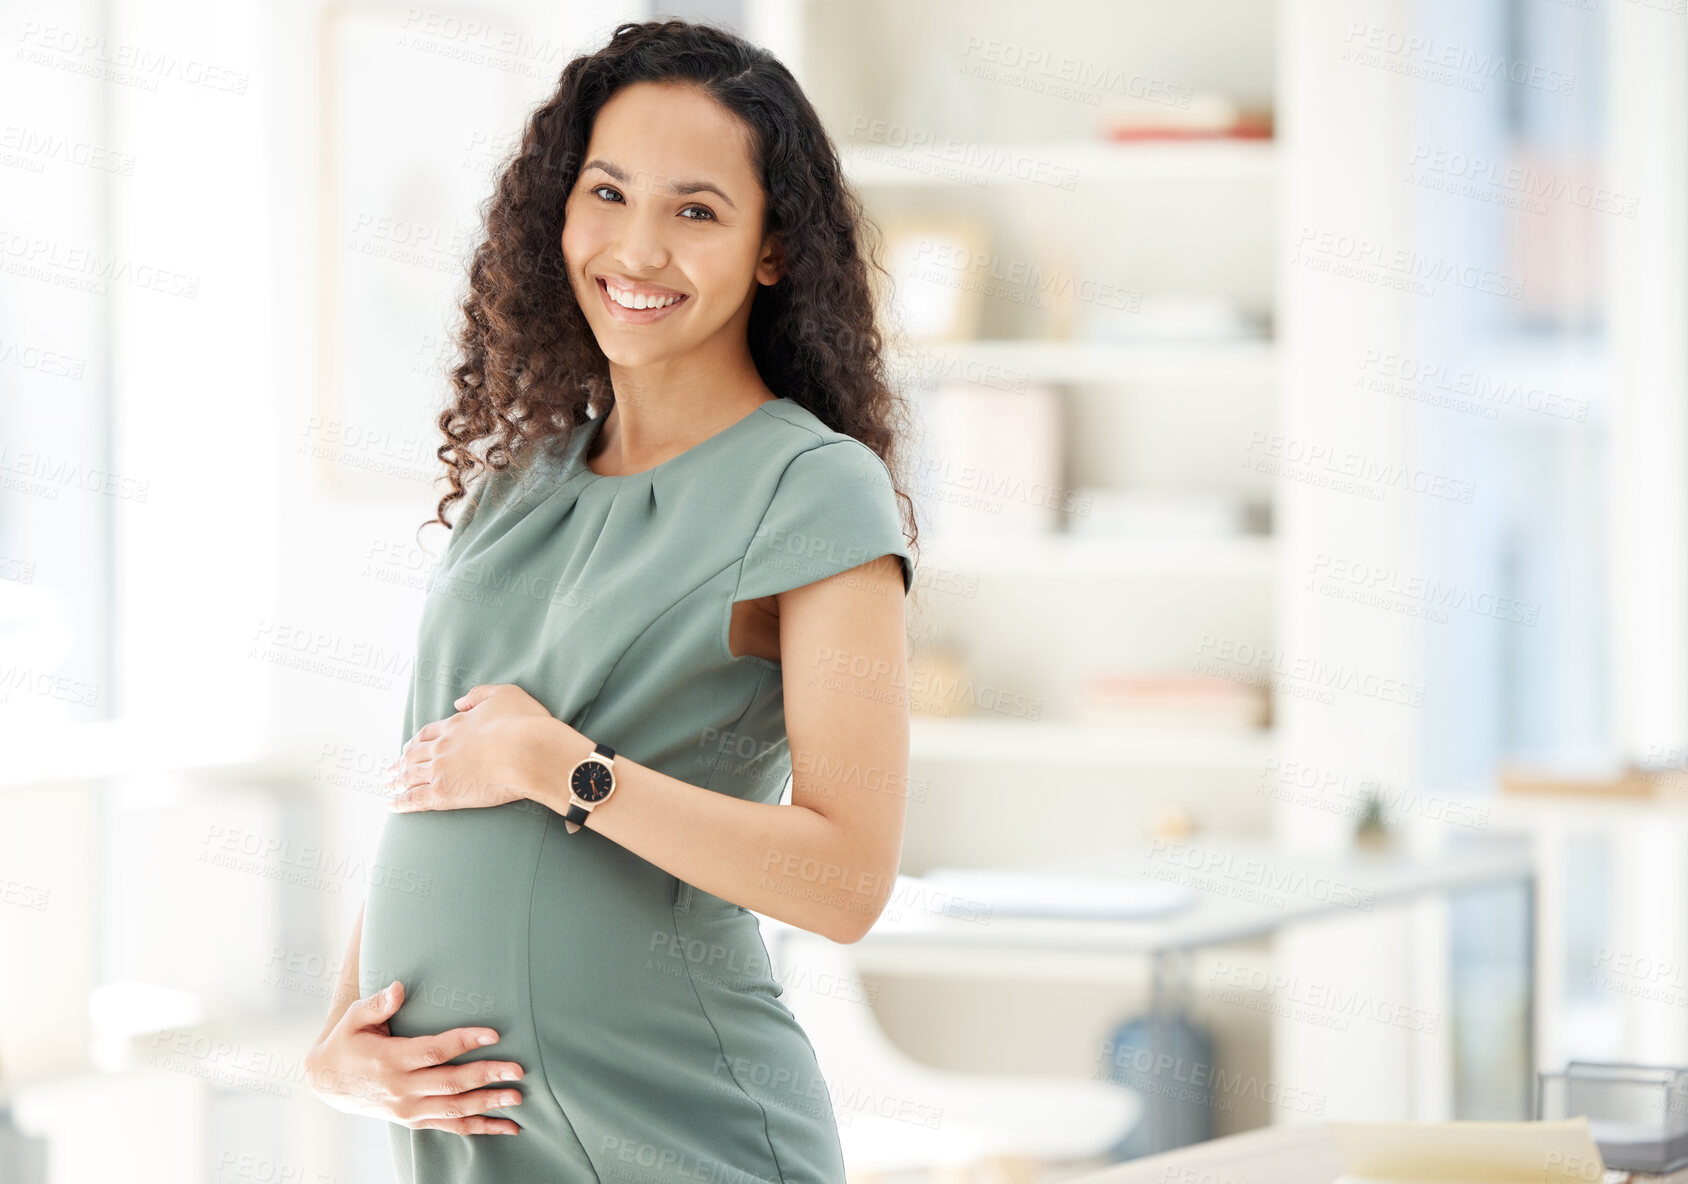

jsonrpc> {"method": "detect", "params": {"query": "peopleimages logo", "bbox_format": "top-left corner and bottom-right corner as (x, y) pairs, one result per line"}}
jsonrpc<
(1143, 838), (1377, 912)
(1355, 348), (1590, 423)
(1195, 633), (1428, 709)
(751, 526), (892, 571)
(792, 642), (1042, 721)
(1097, 1040), (1328, 1116)
(1206, 960), (1442, 1034)
(198, 826), (432, 897)
(848, 117), (1081, 189)
(913, 456), (1094, 516)
(16, 22), (252, 94)
(1341, 23), (1576, 96)
(1407, 145), (1638, 219)
(1308, 552), (1541, 626)
(1291, 225), (1525, 301)
(957, 36), (1193, 109)
(1259, 757), (1491, 833)
(1241, 430), (1478, 505)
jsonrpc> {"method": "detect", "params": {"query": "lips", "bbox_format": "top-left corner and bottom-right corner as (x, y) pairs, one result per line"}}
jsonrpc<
(595, 275), (688, 318)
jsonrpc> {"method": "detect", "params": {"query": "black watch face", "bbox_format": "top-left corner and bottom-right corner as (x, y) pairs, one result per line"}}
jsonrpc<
(572, 760), (614, 803)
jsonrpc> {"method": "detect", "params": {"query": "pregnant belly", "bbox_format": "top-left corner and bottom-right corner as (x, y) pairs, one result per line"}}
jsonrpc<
(358, 799), (842, 1175)
(358, 801), (550, 1042)
(357, 799), (695, 1052)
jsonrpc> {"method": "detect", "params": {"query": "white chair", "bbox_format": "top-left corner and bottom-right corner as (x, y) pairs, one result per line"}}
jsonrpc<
(759, 920), (1142, 1183)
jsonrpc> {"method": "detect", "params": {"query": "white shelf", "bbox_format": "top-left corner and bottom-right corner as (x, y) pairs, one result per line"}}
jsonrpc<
(891, 338), (1276, 386)
(841, 138), (1277, 188)
(921, 532), (1275, 580)
(910, 715), (1275, 769)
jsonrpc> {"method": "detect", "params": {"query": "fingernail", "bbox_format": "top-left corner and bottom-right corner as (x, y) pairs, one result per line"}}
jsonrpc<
(477, 1033), (497, 1046)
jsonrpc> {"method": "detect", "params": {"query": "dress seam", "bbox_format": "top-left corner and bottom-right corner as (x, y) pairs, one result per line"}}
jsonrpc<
(578, 558), (742, 731)
(720, 435), (843, 672)
(526, 812), (603, 1182)
(728, 444), (821, 608)
(670, 660), (791, 1183)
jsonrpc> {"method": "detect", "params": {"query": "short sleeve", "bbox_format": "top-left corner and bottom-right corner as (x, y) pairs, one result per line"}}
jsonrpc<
(736, 441), (913, 601)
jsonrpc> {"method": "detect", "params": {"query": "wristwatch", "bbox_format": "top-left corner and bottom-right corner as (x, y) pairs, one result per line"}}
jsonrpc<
(563, 741), (617, 834)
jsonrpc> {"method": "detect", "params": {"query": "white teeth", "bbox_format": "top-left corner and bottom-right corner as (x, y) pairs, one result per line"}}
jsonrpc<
(604, 281), (681, 311)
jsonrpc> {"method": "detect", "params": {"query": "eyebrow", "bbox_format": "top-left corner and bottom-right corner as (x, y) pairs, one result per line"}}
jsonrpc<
(581, 158), (738, 211)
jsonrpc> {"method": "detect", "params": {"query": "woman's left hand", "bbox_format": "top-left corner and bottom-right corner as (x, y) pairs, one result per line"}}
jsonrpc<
(384, 684), (572, 813)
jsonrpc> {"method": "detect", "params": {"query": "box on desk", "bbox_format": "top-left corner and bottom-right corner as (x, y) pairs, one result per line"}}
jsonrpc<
(1538, 1062), (1688, 1175)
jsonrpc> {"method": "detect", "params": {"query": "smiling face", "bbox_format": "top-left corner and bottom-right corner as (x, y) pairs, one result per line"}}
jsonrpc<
(561, 80), (783, 370)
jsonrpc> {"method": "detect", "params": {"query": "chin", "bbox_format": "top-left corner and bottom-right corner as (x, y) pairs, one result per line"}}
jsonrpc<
(596, 339), (684, 368)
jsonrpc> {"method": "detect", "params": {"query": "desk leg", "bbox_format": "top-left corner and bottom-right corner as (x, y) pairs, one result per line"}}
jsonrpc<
(1144, 949), (1196, 1153)
(1148, 949), (1168, 1153)
(1524, 871), (1538, 1118)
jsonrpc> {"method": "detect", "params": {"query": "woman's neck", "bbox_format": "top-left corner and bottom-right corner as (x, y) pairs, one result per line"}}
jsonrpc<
(588, 355), (778, 475)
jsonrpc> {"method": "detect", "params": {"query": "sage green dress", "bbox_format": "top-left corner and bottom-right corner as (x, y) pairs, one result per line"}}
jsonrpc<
(359, 396), (913, 1184)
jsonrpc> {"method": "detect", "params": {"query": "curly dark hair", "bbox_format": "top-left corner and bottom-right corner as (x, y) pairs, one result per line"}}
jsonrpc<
(422, 17), (919, 579)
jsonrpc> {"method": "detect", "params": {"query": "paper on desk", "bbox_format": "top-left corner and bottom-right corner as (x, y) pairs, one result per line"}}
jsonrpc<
(915, 867), (1196, 919)
(1327, 1118), (1607, 1183)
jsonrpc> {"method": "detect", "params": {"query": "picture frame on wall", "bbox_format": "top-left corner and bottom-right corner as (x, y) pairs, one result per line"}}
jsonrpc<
(872, 213), (992, 344)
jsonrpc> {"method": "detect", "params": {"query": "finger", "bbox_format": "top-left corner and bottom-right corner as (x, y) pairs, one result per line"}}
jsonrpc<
(395, 1085), (524, 1125)
(393, 1027), (503, 1072)
(393, 755), (435, 792)
(387, 784), (434, 813)
(384, 745), (438, 795)
(353, 980), (405, 1027)
(387, 760), (438, 811)
(454, 684), (496, 711)
(410, 1059), (525, 1098)
(435, 765), (516, 810)
(414, 1114), (520, 1136)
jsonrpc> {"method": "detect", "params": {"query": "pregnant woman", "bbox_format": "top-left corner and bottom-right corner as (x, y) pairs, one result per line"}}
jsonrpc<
(303, 18), (919, 1184)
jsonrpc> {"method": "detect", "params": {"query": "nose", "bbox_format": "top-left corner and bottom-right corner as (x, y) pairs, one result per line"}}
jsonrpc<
(609, 193), (672, 274)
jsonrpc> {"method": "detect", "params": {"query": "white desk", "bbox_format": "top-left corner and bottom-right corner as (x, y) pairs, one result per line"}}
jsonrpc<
(1063, 1123), (1340, 1183)
(836, 836), (1537, 1156)
(853, 836), (1534, 973)
(1061, 1122), (1687, 1184)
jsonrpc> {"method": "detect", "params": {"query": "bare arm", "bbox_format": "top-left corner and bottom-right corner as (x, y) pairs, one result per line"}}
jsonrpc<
(313, 899), (366, 1048)
(536, 554), (910, 943)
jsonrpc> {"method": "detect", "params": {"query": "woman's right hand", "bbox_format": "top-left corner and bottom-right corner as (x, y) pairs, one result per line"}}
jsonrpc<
(304, 980), (526, 1135)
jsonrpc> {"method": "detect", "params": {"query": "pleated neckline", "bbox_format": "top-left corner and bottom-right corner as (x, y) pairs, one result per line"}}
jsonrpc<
(572, 397), (789, 483)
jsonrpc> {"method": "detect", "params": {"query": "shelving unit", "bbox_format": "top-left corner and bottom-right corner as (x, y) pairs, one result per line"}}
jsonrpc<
(919, 533), (1275, 581)
(749, 1), (1283, 857)
(839, 137), (1277, 187)
(887, 338), (1278, 386)
(910, 715), (1277, 770)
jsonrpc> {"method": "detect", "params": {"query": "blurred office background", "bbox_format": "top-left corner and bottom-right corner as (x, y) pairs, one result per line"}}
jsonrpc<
(3, 0), (1687, 1180)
